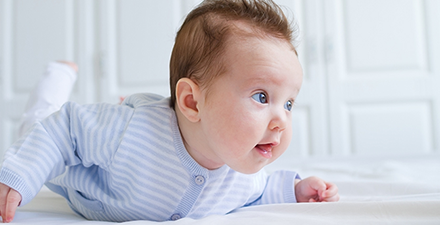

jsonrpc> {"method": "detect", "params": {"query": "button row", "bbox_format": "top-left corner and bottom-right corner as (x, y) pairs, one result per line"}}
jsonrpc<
(170, 175), (206, 220)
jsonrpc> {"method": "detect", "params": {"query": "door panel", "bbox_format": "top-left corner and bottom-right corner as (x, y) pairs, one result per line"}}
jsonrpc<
(344, 0), (428, 72)
(348, 101), (433, 155)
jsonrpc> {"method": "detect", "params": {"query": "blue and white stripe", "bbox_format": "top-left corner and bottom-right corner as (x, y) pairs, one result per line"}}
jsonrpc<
(0, 93), (299, 222)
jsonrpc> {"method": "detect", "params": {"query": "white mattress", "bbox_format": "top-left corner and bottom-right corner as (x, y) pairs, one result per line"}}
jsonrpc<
(15, 153), (440, 225)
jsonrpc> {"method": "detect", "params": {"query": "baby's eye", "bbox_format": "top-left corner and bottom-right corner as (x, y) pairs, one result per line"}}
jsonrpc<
(252, 92), (268, 104)
(284, 100), (293, 111)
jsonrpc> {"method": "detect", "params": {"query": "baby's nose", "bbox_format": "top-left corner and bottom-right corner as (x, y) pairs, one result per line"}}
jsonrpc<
(268, 113), (287, 132)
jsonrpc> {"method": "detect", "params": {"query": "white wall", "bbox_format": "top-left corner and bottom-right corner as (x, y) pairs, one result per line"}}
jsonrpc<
(1, 0), (439, 163)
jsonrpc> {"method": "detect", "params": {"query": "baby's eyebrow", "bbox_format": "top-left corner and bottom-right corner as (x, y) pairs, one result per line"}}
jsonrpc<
(247, 73), (286, 87)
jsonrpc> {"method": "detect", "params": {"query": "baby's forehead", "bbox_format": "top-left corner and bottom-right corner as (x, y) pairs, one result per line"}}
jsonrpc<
(224, 25), (296, 55)
(224, 33), (300, 78)
(199, 21), (299, 89)
(224, 33), (295, 61)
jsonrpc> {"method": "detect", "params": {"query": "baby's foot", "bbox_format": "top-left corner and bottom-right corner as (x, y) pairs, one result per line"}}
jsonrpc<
(18, 61), (78, 136)
(57, 61), (78, 72)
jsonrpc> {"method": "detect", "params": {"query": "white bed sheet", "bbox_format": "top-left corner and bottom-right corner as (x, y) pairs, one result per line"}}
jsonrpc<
(15, 153), (440, 225)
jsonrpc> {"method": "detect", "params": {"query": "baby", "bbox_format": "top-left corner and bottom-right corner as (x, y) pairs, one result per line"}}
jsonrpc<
(0, 0), (339, 223)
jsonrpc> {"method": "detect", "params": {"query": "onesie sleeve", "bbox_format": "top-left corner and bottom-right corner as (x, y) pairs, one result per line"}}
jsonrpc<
(0, 101), (134, 206)
(246, 170), (301, 206)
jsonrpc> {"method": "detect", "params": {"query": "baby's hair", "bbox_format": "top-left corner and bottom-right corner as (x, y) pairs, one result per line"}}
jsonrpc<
(169, 0), (298, 108)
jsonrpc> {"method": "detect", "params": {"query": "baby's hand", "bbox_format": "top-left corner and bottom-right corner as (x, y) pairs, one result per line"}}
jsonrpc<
(295, 176), (339, 202)
(0, 183), (21, 223)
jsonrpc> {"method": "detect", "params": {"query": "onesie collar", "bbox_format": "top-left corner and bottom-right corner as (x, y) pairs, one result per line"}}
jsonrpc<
(167, 99), (229, 180)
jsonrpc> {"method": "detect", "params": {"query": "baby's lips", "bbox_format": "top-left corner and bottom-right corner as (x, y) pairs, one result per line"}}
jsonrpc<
(257, 141), (279, 150)
(256, 143), (273, 153)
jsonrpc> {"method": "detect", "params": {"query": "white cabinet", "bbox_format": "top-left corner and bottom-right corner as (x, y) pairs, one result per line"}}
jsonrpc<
(1, 0), (439, 161)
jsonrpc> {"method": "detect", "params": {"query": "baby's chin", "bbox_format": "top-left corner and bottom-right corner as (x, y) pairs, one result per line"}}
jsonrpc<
(225, 150), (280, 174)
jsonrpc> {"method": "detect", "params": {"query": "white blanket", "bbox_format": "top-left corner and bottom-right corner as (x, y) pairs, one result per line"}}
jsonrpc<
(15, 154), (440, 224)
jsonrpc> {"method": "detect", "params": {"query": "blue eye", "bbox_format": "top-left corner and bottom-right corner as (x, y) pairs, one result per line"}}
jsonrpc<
(252, 92), (267, 104)
(284, 100), (293, 111)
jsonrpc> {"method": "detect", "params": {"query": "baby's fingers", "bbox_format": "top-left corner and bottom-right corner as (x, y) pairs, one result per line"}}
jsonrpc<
(321, 182), (340, 202)
(0, 183), (11, 218)
(4, 189), (21, 223)
(324, 193), (340, 202)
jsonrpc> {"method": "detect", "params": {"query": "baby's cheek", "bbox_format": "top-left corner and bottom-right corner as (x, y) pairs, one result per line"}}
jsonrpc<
(228, 114), (260, 140)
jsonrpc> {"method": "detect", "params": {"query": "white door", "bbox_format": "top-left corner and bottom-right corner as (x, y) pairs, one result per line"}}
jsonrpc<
(324, 0), (440, 156)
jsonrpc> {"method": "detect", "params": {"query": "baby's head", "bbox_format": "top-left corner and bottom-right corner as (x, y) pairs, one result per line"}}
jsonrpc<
(170, 0), (297, 108)
(171, 0), (303, 174)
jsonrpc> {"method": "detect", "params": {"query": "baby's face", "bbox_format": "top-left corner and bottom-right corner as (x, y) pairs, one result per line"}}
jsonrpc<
(197, 35), (303, 174)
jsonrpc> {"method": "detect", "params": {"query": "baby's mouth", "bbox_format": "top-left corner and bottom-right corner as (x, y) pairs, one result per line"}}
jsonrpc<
(255, 144), (273, 158)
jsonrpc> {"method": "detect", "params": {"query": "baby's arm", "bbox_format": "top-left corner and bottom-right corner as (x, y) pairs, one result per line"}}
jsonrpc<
(0, 183), (21, 223)
(0, 61), (77, 223)
(244, 171), (338, 206)
(294, 176), (339, 202)
(0, 100), (133, 223)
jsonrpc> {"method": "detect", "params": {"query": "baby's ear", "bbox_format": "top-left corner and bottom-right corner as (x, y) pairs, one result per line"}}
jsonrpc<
(175, 78), (201, 122)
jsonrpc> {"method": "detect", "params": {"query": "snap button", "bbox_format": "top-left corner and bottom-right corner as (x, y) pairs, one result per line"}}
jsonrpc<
(171, 213), (181, 221)
(195, 175), (205, 185)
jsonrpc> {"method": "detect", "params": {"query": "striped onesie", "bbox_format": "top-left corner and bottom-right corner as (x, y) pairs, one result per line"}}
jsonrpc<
(0, 93), (299, 222)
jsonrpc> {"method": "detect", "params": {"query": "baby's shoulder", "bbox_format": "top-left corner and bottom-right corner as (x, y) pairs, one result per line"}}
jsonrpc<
(121, 93), (169, 109)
